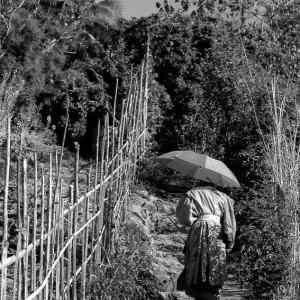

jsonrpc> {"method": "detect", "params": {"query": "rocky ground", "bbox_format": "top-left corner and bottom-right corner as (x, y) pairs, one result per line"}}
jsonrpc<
(128, 182), (250, 300)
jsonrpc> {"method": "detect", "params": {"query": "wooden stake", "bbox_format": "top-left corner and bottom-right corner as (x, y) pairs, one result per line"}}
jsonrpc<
(106, 113), (110, 176)
(1, 117), (11, 300)
(67, 186), (74, 300)
(81, 175), (89, 300)
(91, 119), (100, 266)
(45, 154), (53, 300)
(32, 152), (38, 292)
(55, 180), (62, 300)
(22, 157), (28, 298)
(112, 78), (118, 161)
(39, 164), (45, 300)
(24, 216), (30, 299)
(60, 180), (65, 300)
(72, 143), (80, 300)
(12, 232), (21, 300)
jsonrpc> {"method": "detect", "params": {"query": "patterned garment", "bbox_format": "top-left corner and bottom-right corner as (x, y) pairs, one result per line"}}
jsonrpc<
(176, 186), (236, 295)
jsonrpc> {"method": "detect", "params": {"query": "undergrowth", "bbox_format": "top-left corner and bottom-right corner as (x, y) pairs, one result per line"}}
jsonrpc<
(88, 221), (163, 300)
(231, 184), (291, 300)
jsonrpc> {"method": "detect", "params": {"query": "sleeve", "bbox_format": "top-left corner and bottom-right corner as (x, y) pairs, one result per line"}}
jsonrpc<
(223, 196), (236, 251)
(176, 194), (197, 227)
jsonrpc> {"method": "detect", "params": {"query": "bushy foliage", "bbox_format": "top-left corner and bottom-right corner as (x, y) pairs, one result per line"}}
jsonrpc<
(0, 0), (127, 155)
(88, 222), (163, 300)
(0, 72), (24, 136)
(231, 184), (291, 300)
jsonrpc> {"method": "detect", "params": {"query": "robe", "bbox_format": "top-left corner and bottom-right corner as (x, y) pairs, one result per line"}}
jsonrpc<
(176, 186), (236, 297)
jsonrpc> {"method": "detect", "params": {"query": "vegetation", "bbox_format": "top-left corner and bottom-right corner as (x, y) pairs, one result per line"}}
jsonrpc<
(89, 222), (163, 300)
(1, 0), (300, 299)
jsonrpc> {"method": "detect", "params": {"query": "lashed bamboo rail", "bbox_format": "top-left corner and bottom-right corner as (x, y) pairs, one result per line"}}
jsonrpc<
(0, 62), (149, 300)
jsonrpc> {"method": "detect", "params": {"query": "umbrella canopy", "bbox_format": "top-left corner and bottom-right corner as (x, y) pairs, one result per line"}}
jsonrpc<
(156, 150), (240, 188)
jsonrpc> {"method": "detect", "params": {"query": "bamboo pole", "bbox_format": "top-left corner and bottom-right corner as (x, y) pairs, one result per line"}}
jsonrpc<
(32, 152), (38, 292)
(17, 157), (21, 229)
(84, 187), (89, 267)
(72, 143), (80, 300)
(12, 232), (22, 300)
(1, 117), (11, 300)
(22, 157), (28, 298)
(81, 175), (89, 300)
(55, 180), (62, 300)
(143, 44), (150, 154)
(67, 186), (74, 300)
(106, 113), (109, 176)
(128, 66), (133, 101)
(96, 183), (106, 262)
(55, 148), (58, 177)
(112, 78), (118, 161)
(105, 113), (112, 250)
(116, 94), (126, 192)
(133, 64), (144, 180)
(24, 216), (30, 299)
(60, 181), (65, 300)
(51, 174), (58, 299)
(16, 157), (23, 300)
(118, 93), (127, 200)
(91, 119), (100, 267)
(38, 165), (45, 300)
(109, 85), (119, 250)
(118, 71), (134, 215)
(22, 157), (28, 236)
(96, 114), (107, 262)
(45, 154), (53, 300)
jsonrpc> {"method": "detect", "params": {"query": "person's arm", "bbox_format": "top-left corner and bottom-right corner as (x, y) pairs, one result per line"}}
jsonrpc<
(176, 194), (197, 227)
(223, 196), (236, 252)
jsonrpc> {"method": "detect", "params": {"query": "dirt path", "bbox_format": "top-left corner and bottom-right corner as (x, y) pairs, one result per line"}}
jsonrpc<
(129, 184), (250, 300)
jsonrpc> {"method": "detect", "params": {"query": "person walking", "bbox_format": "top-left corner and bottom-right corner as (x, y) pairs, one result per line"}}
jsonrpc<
(176, 185), (236, 300)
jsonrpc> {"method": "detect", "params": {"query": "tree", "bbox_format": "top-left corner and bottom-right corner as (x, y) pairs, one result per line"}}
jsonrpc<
(155, 0), (268, 27)
(0, 0), (125, 156)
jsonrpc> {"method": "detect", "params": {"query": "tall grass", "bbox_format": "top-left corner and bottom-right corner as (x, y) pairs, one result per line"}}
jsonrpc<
(242, 60), (300, 299)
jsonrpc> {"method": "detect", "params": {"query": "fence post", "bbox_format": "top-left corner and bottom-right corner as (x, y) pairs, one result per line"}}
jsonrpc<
(32, 153), (38, 292)
(67, 185), (74, 300)
(72, 143), (80, 300)
(1, 117), (11, 300)
(45, 153), (53, 300)
(38, 164), (45, 300)
(60, 179), (65, 300)
(90, 119), (100, 268)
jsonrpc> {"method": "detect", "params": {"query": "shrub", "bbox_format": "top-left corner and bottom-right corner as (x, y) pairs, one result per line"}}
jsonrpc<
(0, 72), (24, 143)
(233, 57), (300, 299)
(88, 221), (163, 300)
(232, 184), (291, 300)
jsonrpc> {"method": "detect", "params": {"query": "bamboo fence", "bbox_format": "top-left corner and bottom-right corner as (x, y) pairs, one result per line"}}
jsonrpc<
(0, 61), (149, 300)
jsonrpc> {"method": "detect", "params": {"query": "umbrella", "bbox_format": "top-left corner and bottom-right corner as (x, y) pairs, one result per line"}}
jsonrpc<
(156, 150), (240, 188)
